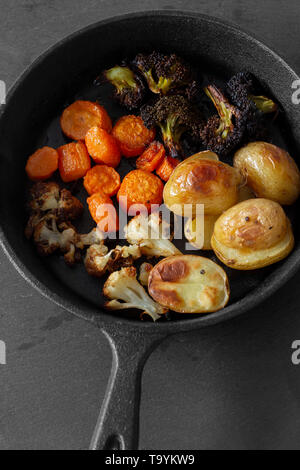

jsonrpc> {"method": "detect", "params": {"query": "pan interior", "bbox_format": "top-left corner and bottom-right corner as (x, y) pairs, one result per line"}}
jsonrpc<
(0, 13), (299, 324)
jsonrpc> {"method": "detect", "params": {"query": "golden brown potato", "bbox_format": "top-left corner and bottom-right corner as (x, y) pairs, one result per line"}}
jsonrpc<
(238, 184), (255, 203)
(184, 214), (218, 250)
(211, 198), (294, 270)
(234, 142), (300, 205)
(164, 153), (241, 217)
(148, 255), (230, 314)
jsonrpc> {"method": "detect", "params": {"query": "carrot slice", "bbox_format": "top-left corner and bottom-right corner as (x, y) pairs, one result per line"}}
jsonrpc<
(112, 115), (156, 158)
(58, 141), (91, 182)
(60, 100), (112, 140)
(87, 192), (119, 233)
(136, 141), (165, 172)
(85, 125), (121, 167)
(156, 156), (180, 182)
(25, 146), (58, 181)
(117, 169), (164, 214)
(84, 165), (121, 196)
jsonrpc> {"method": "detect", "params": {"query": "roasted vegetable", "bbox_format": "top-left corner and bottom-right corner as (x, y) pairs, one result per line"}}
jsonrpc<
(234, 142), (300, 205)
(85, 244), (141, 277)
(163, 152), (241, 217)
(104, 267), (167, 321)
(60, 100), (112, 140)
(125, 212), (181, 258)
(112, 115), (156, 158)
(26, 182), (83, 238)
(85, 126), (121, 168)
(134, 51), (197, 98)
(141, 95), (202, 158)
(26, 146), (59, 182)
(226, 72), (278, 140)
(148, 255), (230, 313)
(200, 85), (246, 158)
(136, 141), (166, 172)
(33, 216), (79, 264)
(227, 72), (277, 114)
(87, 192), (119, 233)
(117, 169), (164, 214)
(139, 262), (153, 286)
(58, 141), (91, 182)
(211, 198), (294, 270)
(184, 214), (218, 250)
(84, 165), (121, 197)
(102, 65), (145, 110)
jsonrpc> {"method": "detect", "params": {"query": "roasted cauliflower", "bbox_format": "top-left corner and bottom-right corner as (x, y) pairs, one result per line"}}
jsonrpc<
(85, 244), (141, 277)
(104, 267), (167, 321)
(26, 181), (83, 238)
(139, 262), (153, 286)
(125, 212), (181, 258)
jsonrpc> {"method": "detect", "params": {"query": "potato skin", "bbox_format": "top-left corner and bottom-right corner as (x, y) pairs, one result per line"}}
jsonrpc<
(211, 198), (294, 270)
(164, 153), (241, 217)
(184, 214), (218, 250)
(148, 255), (230, 313)
(234, 142), (300, 205)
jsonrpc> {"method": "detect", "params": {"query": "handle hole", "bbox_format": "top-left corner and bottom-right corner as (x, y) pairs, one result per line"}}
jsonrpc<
(104, 434), (124, 450)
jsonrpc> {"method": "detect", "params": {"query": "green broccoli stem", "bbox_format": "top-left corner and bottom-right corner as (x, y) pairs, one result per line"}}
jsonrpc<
(105, 66), (137, 92)
(159, 116), (186, 157)
(144, 69), (173, 95)
(249, 94), (278, 114)
(204, 85), (235, 139)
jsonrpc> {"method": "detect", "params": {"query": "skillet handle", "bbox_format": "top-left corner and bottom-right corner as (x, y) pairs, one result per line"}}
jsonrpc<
(89, 328), (165, 450)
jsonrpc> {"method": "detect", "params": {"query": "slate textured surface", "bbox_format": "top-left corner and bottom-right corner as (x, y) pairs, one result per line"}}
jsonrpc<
(1, 0), (300, 450)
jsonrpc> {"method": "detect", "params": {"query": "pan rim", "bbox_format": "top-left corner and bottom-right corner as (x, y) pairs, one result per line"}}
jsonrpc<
(0, 9), (300, 334)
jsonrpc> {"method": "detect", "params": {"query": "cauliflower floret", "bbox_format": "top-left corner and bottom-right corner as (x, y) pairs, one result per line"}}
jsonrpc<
(139, 262), (153, 286)
(29, 182), (60, 212)
(26, 182), (83, 238)
(85, 244), (141, 278)
(33, 216), (78, 259)
(78, 228), (105, 248)
(103, 267), (167, 321)
(125, 212), (181, 258)
(57, 188), (84, 222)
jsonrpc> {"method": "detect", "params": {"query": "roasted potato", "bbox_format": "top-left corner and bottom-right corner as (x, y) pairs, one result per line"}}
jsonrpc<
(234, 142), (300, 205)
(184, 214), (218, 250)
(211, 198), (294, 270)
(163, 152), (241, 217)
(238, 184), (255, 203)
(148, 255), (230, 313)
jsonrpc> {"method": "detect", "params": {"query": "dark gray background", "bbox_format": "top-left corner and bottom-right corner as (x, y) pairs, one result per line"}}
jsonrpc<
(1, 0), (300, 450)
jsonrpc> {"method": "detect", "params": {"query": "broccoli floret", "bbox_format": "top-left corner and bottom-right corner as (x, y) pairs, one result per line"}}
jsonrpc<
(141, 95), (202, 158)
(102, 65), (145, 110)
(226, 72), (278, 140)
(227, 71), (278, 114)
(199, 85), (246, 158)
(134, 52), (197, 99)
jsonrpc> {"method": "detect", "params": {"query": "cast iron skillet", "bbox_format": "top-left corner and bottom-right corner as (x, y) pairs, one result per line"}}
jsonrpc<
(1, 10), (300, 450)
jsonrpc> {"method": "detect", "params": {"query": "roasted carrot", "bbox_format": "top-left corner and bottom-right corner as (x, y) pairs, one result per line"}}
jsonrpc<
(84, 165), (121, 196)
(87, 192), (119, 233)
(117, 169), (164, 213)
(60, 100), (112, 140)
(58, 141), (91, 182)
(156, 156), (180, 181)
(112, 115), (156, 158)
(136, 141), (165, 172)
(85, 125), (121, 167)
(25, 146), (59, 181)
